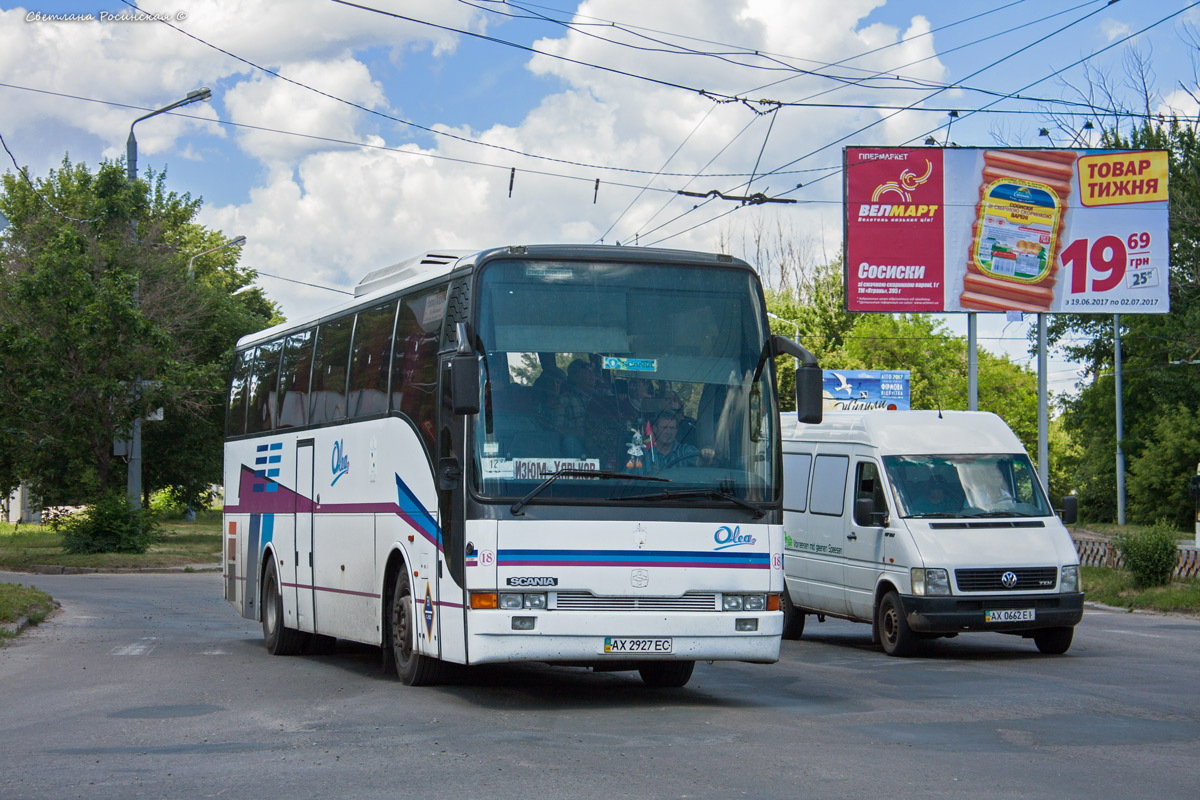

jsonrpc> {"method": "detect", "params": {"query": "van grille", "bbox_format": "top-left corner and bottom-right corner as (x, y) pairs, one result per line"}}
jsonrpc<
(955, 568), (1058, 592)
(553, 592), (718, 612)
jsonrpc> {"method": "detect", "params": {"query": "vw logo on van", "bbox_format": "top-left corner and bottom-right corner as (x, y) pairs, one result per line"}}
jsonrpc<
(1001, 571), (1018, 589)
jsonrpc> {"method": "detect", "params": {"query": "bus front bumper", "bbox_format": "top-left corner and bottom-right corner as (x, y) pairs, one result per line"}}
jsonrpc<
(464, 610), (783, 665)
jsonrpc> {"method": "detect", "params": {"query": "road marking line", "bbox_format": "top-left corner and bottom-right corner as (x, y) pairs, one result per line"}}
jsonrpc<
(1101, 629), (1165, 639)
(110, 637), (158, 656)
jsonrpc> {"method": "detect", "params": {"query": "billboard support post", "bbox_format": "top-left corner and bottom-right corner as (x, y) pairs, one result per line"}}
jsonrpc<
(1115, 314), (1126, 526)
(1038, 314), (1049, 492)
(967, 312), (978, 411)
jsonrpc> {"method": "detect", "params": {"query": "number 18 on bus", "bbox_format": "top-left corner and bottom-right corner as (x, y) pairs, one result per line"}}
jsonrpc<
(222, 244), (822, 687)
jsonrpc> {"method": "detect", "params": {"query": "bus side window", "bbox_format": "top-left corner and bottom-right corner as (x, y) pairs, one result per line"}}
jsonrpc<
(348, 301), (397, 419)
(277, 329), (314, 429)
(226, 348), (254, 437)
(309, 316), (354, 425)
(783, 453), (812, 512)
(245, 339), (283, 434)
(391, 286), (448, 450)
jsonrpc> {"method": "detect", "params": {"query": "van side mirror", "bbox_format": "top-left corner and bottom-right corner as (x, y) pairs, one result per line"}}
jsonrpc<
(1190, 475), (1200, 501)
(451, 322), (480, 415)
(854, 497), (878, 527)
(772, 335), (822, 425)
(1059, 495), (1078, 525)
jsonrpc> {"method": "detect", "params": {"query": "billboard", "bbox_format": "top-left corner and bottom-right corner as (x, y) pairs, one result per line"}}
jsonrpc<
(823, 369), (910, 412)
(844, 147), (1170, 314)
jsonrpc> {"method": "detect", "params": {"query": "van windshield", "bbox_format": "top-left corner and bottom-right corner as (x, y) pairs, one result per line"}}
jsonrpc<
(883, 454), (1053, 519)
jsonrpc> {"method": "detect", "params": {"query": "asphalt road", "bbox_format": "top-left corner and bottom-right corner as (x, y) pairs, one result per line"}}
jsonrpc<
(1, 570), (1198, 799)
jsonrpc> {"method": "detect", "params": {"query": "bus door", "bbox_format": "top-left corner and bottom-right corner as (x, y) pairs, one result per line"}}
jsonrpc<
(295, 439), (316, 632)
(434, 354), (471, 663)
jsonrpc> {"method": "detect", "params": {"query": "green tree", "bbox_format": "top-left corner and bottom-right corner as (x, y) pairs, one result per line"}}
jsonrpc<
(0, 156), (276, 508)
(1126, 405), (1200, 529)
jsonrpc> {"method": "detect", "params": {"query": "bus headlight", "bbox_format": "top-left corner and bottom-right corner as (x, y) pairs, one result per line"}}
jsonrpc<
(911, 568), (951, 596)
(722, 594), (767, 611)
(523, 593), (547, 609)
(743, 594), (767, 611)
(1061, 565), (1080, 593)
(499, 593), (525, 609)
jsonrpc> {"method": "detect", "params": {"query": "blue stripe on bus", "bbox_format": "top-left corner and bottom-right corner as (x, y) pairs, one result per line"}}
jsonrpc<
(395, 473), (440, 547)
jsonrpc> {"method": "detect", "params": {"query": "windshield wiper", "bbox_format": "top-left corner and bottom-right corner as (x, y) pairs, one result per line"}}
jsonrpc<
(611, 488), (766, 519)
(963, 510), (1037, 518)
(510, 469), (667, 516)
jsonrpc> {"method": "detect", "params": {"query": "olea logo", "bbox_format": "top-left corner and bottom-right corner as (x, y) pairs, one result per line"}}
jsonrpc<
(331, 440), (350, 486)
(713, 525), (757, 550)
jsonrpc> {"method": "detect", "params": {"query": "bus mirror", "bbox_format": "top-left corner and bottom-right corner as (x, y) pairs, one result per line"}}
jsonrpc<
(772, 335), (822, 425)
(438, 457), (462, 491)
(1190, 475), (1200, 501)
(1059, 495), (1078, 525)
(451, 353), (480, 415)
(795, 363), (823, 425)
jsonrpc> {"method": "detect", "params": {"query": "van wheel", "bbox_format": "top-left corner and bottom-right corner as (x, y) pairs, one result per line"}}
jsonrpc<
(780, 587), (805, 640)
(877, 591), (917, 657)
(387, 569), (446, 686)
(1033, 626), (1074, 655)
(638, 661), (695, 688)
(262, 561), (306, 656)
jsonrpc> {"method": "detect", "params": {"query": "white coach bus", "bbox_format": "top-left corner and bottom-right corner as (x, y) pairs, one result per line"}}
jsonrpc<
(222, 244), (821, 687)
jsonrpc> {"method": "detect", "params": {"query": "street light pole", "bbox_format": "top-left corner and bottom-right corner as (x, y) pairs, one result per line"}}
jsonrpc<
(187, 235), (246, 281)
(124, 87), (212, 508)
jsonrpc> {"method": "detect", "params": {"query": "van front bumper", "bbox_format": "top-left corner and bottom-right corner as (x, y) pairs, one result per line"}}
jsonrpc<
(901, 593), (1084, 633)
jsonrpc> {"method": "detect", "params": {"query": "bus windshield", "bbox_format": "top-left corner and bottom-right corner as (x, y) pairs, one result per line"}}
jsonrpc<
(883, 453), (1053, 519)
(471, 258), (778, 506)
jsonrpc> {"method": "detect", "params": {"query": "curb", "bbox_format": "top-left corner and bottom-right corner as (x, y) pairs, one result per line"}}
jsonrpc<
(25, 564), (221, 575)
(0, 616), (30, 636)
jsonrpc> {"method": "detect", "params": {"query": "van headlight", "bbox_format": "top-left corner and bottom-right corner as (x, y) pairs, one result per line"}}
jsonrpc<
(911, 568), (951, 596)
(1060, 565), (1080, 593)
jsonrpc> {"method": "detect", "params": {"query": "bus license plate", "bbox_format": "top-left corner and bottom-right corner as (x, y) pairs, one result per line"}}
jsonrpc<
(985, 609), (1035, 623)
(604, 637), (672, 654)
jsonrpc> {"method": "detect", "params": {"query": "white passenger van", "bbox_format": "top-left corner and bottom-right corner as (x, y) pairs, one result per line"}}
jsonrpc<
(780, 410), (1082, 656)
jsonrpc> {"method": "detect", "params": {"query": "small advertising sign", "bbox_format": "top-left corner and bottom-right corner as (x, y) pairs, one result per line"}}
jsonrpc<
(844, 147), (1170, 314)
(823, 370), (910, 412)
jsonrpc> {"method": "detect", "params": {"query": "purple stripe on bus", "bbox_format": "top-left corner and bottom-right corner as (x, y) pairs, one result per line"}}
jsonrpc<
(501, 560), (768, 569)
(225, 464), (442, 552)
(282, 581), (381, 599)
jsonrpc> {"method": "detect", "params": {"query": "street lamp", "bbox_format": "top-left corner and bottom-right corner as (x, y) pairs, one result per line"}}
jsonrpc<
(187, 235), (246, 281)
(124, 87), (212, 508)
(126, 87), (211, 183)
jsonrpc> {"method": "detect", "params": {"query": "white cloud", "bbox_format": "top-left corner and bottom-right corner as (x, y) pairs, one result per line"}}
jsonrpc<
(195, 1), (957, 318)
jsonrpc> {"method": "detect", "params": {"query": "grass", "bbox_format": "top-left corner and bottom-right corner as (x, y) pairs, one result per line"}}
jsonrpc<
(0, 517), (221, 572)
(0, 582), (57, 640)
(1082, 566), (1200, 614)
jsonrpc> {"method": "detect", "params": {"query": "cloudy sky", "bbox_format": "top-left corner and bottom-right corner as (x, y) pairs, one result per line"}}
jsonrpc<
(2, 0), (1198, 390)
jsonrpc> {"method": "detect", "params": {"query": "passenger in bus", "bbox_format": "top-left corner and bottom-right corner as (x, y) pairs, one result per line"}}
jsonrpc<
(642, 411), (715, 472)
(531, 366), (566, 424)
(553, 359), (598, 455)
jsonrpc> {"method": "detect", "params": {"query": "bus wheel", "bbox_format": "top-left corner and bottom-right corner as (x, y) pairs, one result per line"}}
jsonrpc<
(638, 660), (695, 688)
(781, 586), (805, 640)
(877, 591), (917, 657)
(262, 560), (305, 656)
(1033, 626), (1074, 655)
(388, 569), (445, 686)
